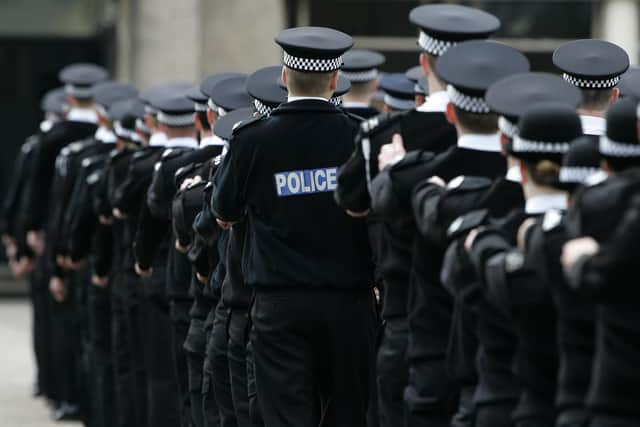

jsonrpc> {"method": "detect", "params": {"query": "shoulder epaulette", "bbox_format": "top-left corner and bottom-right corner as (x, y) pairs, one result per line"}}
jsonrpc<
(175, 163), (199, 181)
(447, 209), (489, 239)
(87, 171), (102, 185)
(132, 149), (152, 160)
(360, 112), (402, 135)
(446, 175), (492, 192)
(585, 170), (608, 187)
(542, 209), (564, 232)
(109, 148), (120, 159)
(232, 115), (264, 136)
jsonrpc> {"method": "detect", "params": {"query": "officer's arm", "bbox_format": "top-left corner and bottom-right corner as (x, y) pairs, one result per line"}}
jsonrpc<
(335, 133), (371, 214)
(210, 134), (253, 223)
(92, 223), (113, 279)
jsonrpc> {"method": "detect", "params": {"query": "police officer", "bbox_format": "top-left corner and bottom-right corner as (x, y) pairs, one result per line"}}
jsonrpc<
(211, 26), (377, 427)
(377, 73), (416, 112)
(405, 66), (428, 107)
(1, 86), (67, 403)
(553, 39), (629, 139)
(340, 49), (385, 118)
(560, 98), (640, 427)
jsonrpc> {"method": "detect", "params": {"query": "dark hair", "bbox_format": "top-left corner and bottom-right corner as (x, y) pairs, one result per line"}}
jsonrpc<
(523, 159), (561, 186)
(580, 88), (613, 111)
(196, 111), (209, 128)
(454, 106), (498, 134)
(285, 68), (335, 96)
(604, 157), (640, 173)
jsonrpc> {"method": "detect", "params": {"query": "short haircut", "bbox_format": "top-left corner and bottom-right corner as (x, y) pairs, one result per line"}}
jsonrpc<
(426, 53), (446, 88)
(580, 88), (613, 112)
(347, 80), (376, 98)
(522, 159), (561, 186)
(285, 67), (334, 96)
(454, 106), (498, 134)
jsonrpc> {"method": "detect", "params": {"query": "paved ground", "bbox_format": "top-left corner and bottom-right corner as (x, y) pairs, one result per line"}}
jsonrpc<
(0, 298), (78, 427)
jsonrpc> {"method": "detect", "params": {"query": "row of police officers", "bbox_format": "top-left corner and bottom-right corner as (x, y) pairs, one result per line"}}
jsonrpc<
(3, 3), (640, 427)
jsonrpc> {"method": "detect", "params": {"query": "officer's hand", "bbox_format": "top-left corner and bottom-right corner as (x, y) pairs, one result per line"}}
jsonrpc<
(196, 273), (208, 284)
(49, 277), (67, 302)
(99, 215), (113, 225)
(113, 208), (127, 219)
(27, 230), (45, 256)
(68, 258), (85, 270)
(10, 257), (33, 279)
(346, 209), (369, 218)
(91, 274), (109, 288)
(378, 133), (406, 171)
(561, 237), (599, 270)
(175, 239), (192, 253)
(135, 262), (153, 278)
(2, 234), (16, 256)
(56, 255), (66, 268)
(180, 175), (202, 191)
(517, 218), (537, 251)
(427, 176), (446, 187)
(216, 219), (236, 230)
(464, 228), (481, 253)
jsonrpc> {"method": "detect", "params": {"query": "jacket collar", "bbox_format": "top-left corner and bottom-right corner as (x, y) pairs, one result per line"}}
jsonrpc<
(272, 98), (341, 115)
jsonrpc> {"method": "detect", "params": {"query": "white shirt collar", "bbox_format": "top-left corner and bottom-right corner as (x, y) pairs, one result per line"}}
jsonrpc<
(416, 90), (449, 113)
(342, 101), (370, 108)
(95, 126), (116, 144)
(67, 107), (98, 124)
(525, 194), (568, 215)
(199, 134), (227, 148)
(580, 115), (606, 136)
(287, 96), (329, 103)
(506, 165), (522, 183)
(457, 133), (502, 152)
(149, 132), (168, 147)
(164, 137), (198, 149)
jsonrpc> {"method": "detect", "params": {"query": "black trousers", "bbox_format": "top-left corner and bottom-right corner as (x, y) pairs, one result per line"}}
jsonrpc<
(403, 358), (457, 427)
(474, 401), (516, 427)
(202, 308), (221, 427)
(252, 287), (377, 427)
(125, 276), (148, 427)
(50, 275), (81, 405)
(589, 415), (640, 427)
(30, 257), (55, 399)
(556, 408), (590, 427)
(246, 327), (263, 426)
(171, 298), (193, 427)
(185, 315), (208, 427)
(207, 300), (237, 427)
(112, 273), (137, 427)
(451, 386), (475, 427)
(377, 318), (409, 427)
(228, 307), (253, 427)
(88, 283), (115, 427)
(142, 267), (181, 427)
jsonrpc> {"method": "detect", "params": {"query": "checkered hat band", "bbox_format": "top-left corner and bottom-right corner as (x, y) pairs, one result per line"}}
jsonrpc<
(418, 31), (455, 57)
(562, 73), (621, 89)
(135, 118), (150, 134)
(253, 99), (273, 116)
(498, 116), (519, 139)
(559, 166), (601, 183)
(447, 85), (491, 114)
(144, 105), (158, 115)
(114, 121), (141, 143)
(384, 94), (415, 110)
(340, 69), (379, 82)
(513, 135), (570, 154)
(330, 96), (342, 106)
(599, 135), (640, 157)
(65, 83), (94, 98)
(194, 102), (208, 112)
(157, 111), (195, 127)
(283, 52), (343, 72)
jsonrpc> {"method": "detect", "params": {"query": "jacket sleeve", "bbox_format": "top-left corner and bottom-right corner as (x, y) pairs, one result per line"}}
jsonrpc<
(335, 131), (371, 212)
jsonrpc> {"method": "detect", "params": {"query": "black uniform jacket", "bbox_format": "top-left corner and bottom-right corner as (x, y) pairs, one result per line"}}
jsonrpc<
(211, 99), (373, 289)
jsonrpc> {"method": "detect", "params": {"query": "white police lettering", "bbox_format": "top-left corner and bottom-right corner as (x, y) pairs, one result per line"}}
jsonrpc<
(274, 167), (338, 197)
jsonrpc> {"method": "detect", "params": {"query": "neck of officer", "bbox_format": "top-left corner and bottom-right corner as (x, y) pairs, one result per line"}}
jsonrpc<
(427, 73), (445, 96)
(522, 180), (566, 202)
(288, 87), (333, 101)
(342, 93), (372, 107)
(577, 107), (606, 118)
(164, 126), (196, 140)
